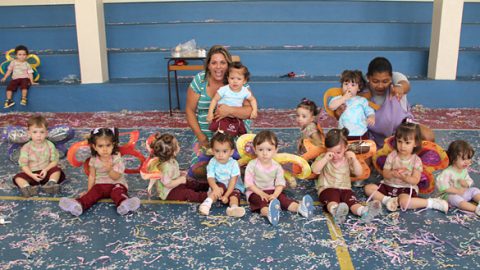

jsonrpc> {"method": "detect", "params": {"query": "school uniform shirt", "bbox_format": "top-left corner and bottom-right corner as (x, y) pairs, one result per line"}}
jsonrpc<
(156, 159), (181, 200)
(89, 154), (127, 188)
(314, 153), (352, 194)
(244, 159), (286, 200)
(206, 157), (245, 193)
(382, 150), (423, 193)
(435, 166), (474, 200)
(8, 60), (33, 80)
(18, 140), (59, 171)
(329, 95), (374, 136)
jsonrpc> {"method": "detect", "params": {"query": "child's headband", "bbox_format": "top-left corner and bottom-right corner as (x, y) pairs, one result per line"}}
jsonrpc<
(92, 127), (115, 135)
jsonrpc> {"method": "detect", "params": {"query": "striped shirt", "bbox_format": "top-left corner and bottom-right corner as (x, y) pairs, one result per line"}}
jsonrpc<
(19, 140), (59, 171)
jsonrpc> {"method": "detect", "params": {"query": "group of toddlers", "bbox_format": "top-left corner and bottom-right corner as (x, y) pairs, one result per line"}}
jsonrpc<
(13, 108), (480, 226)
(9, 56), (480, 225)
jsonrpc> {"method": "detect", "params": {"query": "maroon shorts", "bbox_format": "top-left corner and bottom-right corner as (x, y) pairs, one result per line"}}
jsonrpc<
(209, 117), (246, 137)
(166, 184), (208, 203)
(377, 184), (418, 198)
(7, 78), (31, 92)
(248, 189), (296, 212)
(318, 188), (359, 209)
(13, 166), (66, 186)
(347, 132), (369, 141)
(217, 182), (242, 203)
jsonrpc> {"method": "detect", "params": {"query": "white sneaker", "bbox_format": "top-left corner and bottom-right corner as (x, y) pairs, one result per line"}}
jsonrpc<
(361, 201), (382, 223)
(267, 199), (281, 226)
(226, 206), (246, 217)
(199, 201), (211, 216)
(59, 197), (83, 216)
(298, 195), (314, 218)
(385, 197), (399, 212)
(117, 197), (141, 215)
(429, 198), (448, 214)
(333, 203), (349, 224)
(475, 204), (480, 216)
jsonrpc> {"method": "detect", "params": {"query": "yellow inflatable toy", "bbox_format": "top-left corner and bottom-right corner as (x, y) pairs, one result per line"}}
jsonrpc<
(373, 136), (449, 194)
(236, 133), (312, 188)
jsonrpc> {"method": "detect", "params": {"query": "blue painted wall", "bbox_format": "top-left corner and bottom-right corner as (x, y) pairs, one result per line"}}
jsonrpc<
(0, 1), (479, 112)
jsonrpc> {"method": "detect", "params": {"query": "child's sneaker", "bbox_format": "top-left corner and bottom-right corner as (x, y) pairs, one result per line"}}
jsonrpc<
(59, 197), (83, 216)
(475, 204), (480, 216)
(4, 99), (14, 108)
(298, 195), (314, 218)
(42, 181), (60, 194)
(226, 206), (246, 217)
(198, 201), (212, 216)
(267, 199), (281, 226)
(117, 197), (141, 215)
(429, 198), (448, 214)
(385, 197), (399, 212)
(20, 186), (31, 198)
(333, 202), (349, 224)
(28, 185), (39, 197)
(20, 97), (27, 106)
(361, 200), (382, 223)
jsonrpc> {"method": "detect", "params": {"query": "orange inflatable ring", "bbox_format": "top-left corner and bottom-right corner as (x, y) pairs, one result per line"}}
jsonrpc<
(67, 130), (145, 175)
(373, 136), (448, 194)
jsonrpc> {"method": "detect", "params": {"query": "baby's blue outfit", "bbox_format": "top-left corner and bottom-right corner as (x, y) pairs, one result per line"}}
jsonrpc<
(207, 157), (245, 193)
(329, 95), (375, 136)
(217, 85), (251, 107)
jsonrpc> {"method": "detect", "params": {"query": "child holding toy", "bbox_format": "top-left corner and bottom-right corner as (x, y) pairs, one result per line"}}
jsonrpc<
(13, 115), (65, 197)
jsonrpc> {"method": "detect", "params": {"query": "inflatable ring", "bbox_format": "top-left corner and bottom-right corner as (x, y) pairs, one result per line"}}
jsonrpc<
(0, 61), (9, 75)
(27, 54), (41, 69)
(236, 133), (256, 166)
(274, 153), (312, 180)
(5, 49), (15, 61)
(140, 157), (163, 180)
(373, 136), (448, 194)
(236, 133), (312, 184)
(323, 87), (380, 118)
(67, 130), (146, 175)
(67, 140), (90, 167)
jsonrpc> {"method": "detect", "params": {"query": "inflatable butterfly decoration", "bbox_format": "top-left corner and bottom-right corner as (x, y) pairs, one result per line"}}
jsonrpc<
(1, 48), (41, 82)
(67, 130), (145, 175)
(2, 125), (74, 163)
